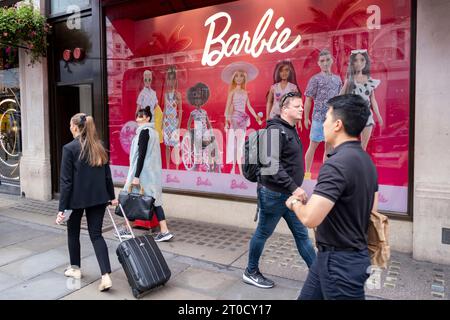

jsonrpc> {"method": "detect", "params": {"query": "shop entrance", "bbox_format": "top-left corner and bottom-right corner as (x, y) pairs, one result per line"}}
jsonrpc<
(51, 84), (93, 193)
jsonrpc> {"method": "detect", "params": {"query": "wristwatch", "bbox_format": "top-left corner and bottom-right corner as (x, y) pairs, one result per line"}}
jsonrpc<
(289, 199), (300, 210)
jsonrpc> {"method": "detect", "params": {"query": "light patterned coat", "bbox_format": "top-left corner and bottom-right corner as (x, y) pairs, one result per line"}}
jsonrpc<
(124, 122), (163, 207)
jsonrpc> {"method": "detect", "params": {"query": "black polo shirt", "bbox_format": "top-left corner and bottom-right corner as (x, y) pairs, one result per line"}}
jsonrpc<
(313, 140), (378, 250)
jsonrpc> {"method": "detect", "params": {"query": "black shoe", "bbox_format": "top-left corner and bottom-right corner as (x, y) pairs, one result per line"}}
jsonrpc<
(242, 269), (275, 289)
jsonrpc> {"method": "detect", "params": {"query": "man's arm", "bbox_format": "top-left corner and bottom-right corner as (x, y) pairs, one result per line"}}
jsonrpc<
(286, 194), (334, 228)
(287, 161), (346, 228)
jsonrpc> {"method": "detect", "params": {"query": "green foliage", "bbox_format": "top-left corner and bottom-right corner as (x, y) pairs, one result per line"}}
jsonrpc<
(0, 2), (51, 65)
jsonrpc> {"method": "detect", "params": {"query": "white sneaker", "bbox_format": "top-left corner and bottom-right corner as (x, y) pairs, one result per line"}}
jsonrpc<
(64, 266), (82, 279)
(98, 273), (112, 292)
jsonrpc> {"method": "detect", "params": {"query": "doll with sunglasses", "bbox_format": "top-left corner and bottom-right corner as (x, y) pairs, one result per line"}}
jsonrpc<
(136, 69), (163, 143)
(340, 49), (383, 150)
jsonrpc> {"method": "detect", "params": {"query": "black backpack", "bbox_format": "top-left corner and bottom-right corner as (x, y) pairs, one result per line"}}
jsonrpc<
(242, 129), (266, 182)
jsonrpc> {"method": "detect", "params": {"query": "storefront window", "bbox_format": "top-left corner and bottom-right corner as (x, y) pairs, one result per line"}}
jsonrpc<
(105, 0), (412, 214)
(0, 46), (21, 186)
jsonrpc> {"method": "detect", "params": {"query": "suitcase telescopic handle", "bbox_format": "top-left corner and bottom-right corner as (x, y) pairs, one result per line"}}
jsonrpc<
(106, 203), (136, 242)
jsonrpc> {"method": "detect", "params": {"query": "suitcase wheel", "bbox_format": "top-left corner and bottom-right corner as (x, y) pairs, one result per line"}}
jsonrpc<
(132, 288), (143, 299)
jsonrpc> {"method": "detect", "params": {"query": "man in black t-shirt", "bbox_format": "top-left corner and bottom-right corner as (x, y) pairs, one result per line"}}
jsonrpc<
(286, 94), (379, 300)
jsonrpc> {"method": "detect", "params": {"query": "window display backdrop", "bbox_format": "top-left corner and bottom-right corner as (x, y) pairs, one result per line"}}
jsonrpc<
(106, 0), (411, 213)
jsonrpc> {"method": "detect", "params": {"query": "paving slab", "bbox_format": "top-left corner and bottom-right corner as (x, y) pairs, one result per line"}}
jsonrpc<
(0, 247), (69, 280)
(0, 271), (22, 292)
(218, 278), (300, 300)
(0, 246), (35, 267)
(0, 227), (47, 247)
(0, 209), (59, 230)
(169, 267), (238, 298)
(149, 219), (250, 265)
(15, 233), (67, 253)
(0, 271), (76, 300)
(0, 221), (32, 235)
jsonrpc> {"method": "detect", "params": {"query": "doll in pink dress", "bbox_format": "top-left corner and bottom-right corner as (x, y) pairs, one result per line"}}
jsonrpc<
(222, 62), (262, 175)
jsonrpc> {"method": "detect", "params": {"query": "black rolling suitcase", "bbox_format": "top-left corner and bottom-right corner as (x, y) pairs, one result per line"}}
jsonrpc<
(107, 204), (171, 298)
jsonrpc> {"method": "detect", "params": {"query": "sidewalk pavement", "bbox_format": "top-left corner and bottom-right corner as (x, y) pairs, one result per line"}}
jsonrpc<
(0, 193), (448, 300)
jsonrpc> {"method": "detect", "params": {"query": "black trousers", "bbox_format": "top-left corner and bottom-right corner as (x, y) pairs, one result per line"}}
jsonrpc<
(298, 249), (371, 300)
(154, 206), (166, 222)
(67, 203), (111, 275)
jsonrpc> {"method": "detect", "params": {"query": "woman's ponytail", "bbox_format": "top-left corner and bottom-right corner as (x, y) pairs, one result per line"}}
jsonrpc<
(71, 113), (108, 167)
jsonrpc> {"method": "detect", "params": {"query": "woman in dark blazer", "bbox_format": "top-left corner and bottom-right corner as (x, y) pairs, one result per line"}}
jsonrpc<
(56, 113), (117, 292)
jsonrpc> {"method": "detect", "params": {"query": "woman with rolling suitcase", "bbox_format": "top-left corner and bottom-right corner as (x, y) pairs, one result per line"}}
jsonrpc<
(115, 106), (174, 242)
(55, 113), (117, 292)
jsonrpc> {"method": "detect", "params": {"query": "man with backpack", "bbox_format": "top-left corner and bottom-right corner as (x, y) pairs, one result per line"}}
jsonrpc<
(242, 91), (316, 289)
(286, 94), (379, 299)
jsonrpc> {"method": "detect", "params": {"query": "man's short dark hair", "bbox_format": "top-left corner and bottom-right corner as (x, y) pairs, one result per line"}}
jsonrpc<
(280, 91), (302, 109)
(326, 94), (370, 137)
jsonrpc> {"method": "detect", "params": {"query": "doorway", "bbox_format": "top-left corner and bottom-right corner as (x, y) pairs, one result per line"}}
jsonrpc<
(51, 84), (93, 193)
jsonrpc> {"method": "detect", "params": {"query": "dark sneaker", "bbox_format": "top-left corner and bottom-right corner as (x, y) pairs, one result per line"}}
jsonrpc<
(242, 269), (275, 289)
(154, 232), (174, 242)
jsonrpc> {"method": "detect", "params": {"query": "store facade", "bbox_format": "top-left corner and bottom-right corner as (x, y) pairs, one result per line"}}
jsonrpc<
(43, 0), (450, 264)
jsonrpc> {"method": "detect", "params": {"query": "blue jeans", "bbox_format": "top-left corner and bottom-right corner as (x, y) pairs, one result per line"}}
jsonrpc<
(298, 250), (371, 300)
(247, 186), (316, 273)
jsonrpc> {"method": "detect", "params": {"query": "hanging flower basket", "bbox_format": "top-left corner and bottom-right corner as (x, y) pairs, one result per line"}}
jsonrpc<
(0, 2), (51, 66)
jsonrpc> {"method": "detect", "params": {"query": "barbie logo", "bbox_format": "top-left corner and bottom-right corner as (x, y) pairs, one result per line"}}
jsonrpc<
(231, 179), (248, 190)
(202, 9), (301, 66)
(166, 174), (180, 184)
(119, 121), (138, 154)
(113, 170), (125, 178)
(379, 194), (388, 203)
(196, 177), (212, 187)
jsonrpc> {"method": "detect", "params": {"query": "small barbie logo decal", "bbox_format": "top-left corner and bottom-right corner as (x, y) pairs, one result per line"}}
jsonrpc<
(196, 177), (212, 186)
(166, 174), (180, 184)
(379, 194), (388, 203)
(113, 170), (125, 178)
(119, 121), (138, 154)
(231, 179), (248, 190)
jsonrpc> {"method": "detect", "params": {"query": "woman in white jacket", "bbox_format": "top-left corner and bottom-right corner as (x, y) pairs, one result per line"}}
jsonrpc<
(118, 106), (174, 242)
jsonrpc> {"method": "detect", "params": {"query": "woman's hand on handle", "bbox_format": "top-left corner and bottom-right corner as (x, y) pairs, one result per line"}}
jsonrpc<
(56, 212), (65, 225)
(132, 177), (140, 186)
